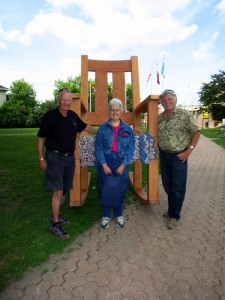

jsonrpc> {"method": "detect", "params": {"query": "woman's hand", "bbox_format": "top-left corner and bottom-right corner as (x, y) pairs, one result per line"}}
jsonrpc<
(133, 129), (142, 136)
(102, 163), (112, 175)
(116, 164), (125, 175)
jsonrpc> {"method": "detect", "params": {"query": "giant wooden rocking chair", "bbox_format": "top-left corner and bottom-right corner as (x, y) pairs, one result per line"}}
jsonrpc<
(69, 55), (159, 206)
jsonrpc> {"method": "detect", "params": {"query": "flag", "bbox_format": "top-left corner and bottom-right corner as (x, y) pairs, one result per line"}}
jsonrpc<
(90, 83), (95, 91)
(157, 71), (160, 85)
(146, 73), (152, 86)
(161, 62), (165, 78)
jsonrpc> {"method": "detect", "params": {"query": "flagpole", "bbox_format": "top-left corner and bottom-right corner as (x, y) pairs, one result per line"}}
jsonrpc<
(161, 55), (165, 91)
(156, 62), (158, 94)
(150, 66), (153, 95)
(89, 82), (91, 112)
(151, 73), (153, 95)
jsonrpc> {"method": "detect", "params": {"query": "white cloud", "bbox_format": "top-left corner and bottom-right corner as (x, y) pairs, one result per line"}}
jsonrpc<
(55, 57), (81, 78)
(0, 0), (199, 59)
(176, 24), (198, 42)
(0, 41), (7, 49)
(192, 32), (218, 60)
(18, 0), (198, 54)
(0, 23), (31, 46)
(216, 0), (225, 15)
(0, 0), (224, 106)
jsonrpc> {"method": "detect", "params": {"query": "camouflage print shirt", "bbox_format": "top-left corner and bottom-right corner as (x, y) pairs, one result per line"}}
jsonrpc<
(158, 107), (199, 152)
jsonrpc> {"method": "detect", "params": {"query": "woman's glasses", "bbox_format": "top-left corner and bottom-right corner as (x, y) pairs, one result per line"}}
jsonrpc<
(110, 109), (121, 113)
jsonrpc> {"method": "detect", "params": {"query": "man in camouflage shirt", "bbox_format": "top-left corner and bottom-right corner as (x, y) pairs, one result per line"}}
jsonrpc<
(158, 89), (200, 230)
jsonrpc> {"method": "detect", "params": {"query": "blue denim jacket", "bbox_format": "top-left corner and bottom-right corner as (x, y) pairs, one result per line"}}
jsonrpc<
(94, 119), (135, 166)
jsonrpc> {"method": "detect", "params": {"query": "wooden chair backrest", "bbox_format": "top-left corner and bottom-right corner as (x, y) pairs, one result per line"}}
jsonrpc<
(80, 55), (140, 125)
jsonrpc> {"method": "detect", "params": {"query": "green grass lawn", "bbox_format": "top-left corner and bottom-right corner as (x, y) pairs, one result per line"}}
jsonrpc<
(0, 128), (136, 292)
(0, 127), (223, 292)
(200, 127), (225, 149)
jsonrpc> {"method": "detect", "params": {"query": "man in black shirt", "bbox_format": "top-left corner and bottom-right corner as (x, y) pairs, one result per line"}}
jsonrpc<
(37, 88), (96, 239)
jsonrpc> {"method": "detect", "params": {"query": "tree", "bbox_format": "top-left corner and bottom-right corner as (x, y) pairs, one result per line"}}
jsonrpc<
(54, 76), (81, 98)
(53, 75), (133, 112)
(126, 83), (133, 112)
(26, 100), (57, 127)
(0, 102), (29, 128)
(0, 79), (38, 128)
(198, 70), (225, 120)
(7, 78), (37, 109)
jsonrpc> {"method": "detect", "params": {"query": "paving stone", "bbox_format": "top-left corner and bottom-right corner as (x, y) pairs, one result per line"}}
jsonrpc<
(72, 281), (98, 299)
(20, 280), (51, 300)
(75, 259), (98, 277)
(47, 285), (73, 300)
(0, 135), (224, 299)
(42, 267), (66, 285)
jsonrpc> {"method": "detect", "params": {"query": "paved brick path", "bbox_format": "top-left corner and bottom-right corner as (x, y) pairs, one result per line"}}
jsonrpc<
(1, 135), (225, 300)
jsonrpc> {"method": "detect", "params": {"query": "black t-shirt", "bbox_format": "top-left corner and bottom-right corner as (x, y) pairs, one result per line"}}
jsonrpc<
(37, 108), (87, 152)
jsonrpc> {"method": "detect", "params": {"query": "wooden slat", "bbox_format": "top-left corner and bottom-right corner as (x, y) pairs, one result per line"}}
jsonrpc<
(131, 56), (140, 109)
(112, 72), (126, 108)
(95, 72), (108, 113)
(134, 95), (159, 114)
(70, 158), (81, 205)
(147, 97), (159, 204)
(88, 59), (132, 72)
(81, 55), (89, 109)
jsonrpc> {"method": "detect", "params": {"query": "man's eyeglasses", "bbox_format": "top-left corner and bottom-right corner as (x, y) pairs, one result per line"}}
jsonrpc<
(161, 89), (176, 95)
(58, 88), (71, 93)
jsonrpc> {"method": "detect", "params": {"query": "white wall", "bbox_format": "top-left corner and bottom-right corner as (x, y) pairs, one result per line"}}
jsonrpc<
(0, 91), (6, 106)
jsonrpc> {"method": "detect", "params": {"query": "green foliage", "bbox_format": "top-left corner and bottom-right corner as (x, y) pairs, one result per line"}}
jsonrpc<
(54, 76), (81, 98)
(26, 100), (57, 127)
(198, 70), (225, 120)
(0, 102), (29, 128)
(7, 78), (37, 109)
(126, 83), (133, 112)
(0, 79), (39, 128)
(209, 103), (225, 121)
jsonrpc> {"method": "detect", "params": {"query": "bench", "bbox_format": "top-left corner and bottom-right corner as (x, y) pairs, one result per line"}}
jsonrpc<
(216, 128), (225, 138)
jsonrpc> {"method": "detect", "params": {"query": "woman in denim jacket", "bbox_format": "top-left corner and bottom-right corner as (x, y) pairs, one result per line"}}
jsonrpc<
(94, 98), (135, 229)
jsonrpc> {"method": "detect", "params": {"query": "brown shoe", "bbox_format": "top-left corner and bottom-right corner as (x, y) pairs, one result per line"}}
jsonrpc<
(167, 218), (179, 230)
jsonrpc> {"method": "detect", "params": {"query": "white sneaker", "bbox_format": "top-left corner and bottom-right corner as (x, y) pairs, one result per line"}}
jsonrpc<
(116, 216), (125, 228)
(101, 217), (110, 229)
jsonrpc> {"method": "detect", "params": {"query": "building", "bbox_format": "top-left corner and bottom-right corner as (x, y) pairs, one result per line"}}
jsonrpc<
(0, 85), (8, 106)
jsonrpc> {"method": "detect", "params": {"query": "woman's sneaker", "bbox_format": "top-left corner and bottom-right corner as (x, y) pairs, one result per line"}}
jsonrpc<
(116, 216), (125, 228)
(50, 223), (70, 239)
(101, 217), (110, 229)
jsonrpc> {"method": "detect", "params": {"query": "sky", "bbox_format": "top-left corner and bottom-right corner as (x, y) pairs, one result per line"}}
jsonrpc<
(0, 0), (225, 106)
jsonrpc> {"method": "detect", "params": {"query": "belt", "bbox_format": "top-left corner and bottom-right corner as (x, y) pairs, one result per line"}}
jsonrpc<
(161, 148), (187, 154)
(47, 149), (74, 157)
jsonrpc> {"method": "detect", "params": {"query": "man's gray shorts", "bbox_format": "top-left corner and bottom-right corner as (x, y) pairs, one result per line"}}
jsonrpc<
(44, 151), (75, 191)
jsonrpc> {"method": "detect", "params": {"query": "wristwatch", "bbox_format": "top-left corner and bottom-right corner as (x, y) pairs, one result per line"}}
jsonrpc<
(189, 145), (194, 150)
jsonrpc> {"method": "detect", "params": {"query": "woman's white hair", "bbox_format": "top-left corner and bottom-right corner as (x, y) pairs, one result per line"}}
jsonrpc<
(108, 98), (123, 112)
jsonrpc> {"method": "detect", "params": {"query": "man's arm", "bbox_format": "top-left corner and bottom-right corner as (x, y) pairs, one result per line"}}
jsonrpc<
(189, 130), (200, 148)
(84, 124), (97, 134)
(37, 137), (47, 170)
(178, 130), (200, 162)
